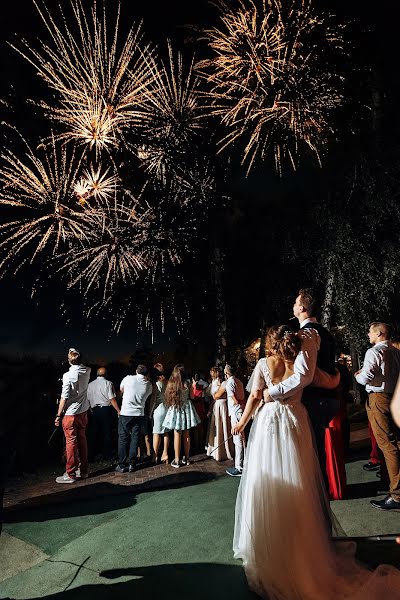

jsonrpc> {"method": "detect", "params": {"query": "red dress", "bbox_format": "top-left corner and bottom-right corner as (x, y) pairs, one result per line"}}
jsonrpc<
(191, 382), (206, 421)
(325, 390), (347, 500)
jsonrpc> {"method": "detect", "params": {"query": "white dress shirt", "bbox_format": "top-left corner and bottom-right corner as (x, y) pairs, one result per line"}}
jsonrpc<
(87, 376), (115, 408)
(355, 341), (400, 394)
(120, 374), (153, 417)
(61, 364), (91, 416)
(225, 376), (245, 409)
(268, 328), (320, 401)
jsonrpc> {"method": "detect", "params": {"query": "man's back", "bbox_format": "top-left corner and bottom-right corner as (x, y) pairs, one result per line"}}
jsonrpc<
(302, 322), (336, 375)
(120, 374), (152, 416)
(63, 364), (91, 415)
(87, 376), (115, 408)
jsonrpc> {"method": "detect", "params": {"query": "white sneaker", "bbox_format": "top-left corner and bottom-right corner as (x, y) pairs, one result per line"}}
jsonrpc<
(181, 456), (190, 466)
(75, 468), (88, 479)
(56, 473), (76, 484)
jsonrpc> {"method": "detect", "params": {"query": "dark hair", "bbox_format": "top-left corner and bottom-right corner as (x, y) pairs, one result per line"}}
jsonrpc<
(194, 373), (200, 381)
(165, 364), (187, 409)
(298, 288), (318, 317)
(266, 325), (301, 362)
(136, 364), (148, 376)
(370, 322), (393, 340)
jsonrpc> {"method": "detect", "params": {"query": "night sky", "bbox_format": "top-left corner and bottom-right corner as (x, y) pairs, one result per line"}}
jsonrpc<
(0, 0), (397, 364)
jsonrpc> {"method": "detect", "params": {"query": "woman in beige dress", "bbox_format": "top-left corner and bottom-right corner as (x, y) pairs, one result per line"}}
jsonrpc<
(206, 367), (234, 461)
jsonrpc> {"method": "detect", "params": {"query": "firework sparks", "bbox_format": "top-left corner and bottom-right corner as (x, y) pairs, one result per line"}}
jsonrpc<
(198, 0), (345, 174)
(74, 164), (119, 207)
(0, 134), (93, 275)
(11, 0), (156, 153)
(59, 199), (146, 297)
(136, 42), (205, 180)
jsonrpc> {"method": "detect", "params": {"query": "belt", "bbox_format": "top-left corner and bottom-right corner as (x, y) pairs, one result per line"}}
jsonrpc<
(93, 404), (110, 408)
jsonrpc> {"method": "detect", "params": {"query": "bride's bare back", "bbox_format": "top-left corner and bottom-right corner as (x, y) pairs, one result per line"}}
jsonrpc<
(267, 355), (294, 384)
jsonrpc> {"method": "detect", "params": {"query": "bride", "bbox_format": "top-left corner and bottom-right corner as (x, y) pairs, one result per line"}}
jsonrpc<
(232, 325), (400, 600)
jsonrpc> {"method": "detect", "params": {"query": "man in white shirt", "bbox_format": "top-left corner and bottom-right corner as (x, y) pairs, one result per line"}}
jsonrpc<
(355, 322), (400, 511)
(55, 348), (91, 484)
(115, 364), (152, 473)
(218, 364), (245, 477)
(87, 367), (119, 461)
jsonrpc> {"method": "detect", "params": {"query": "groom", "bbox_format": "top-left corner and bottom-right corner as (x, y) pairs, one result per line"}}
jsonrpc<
(266, 288), (338, 488)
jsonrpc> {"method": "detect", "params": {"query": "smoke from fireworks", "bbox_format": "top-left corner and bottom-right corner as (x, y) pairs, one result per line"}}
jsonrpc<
(198, 0), (346, 174)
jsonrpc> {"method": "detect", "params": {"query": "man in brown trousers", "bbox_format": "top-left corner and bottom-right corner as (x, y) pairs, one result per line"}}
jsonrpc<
(355, 322), (400, 511)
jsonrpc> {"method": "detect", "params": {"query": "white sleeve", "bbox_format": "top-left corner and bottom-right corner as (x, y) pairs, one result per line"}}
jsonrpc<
(107, 381), (115, 400)
(120, 377), (126, 391)
(225, 379), (235, 399)
(355, 348), (378, 386)
(248, 360), (266, 393)
(268, 329), (319, 401)
(61, 373), (70, 401)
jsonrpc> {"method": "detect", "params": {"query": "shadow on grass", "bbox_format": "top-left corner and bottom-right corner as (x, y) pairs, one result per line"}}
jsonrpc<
(4, 471), (217, 524)
(19, 551), (400, 600)
(21, 563), (256, 600)
(345, 480), (380, 499)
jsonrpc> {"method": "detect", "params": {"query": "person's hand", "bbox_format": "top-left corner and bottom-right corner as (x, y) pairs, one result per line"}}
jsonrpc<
(232, 398), (239, 405)
(354, 369), (361, 376)
(232, 421), (245, 435)
(55, 415), (62, 427)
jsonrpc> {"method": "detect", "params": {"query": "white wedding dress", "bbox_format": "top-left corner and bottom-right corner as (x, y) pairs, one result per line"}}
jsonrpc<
(234, 358), (400, 599)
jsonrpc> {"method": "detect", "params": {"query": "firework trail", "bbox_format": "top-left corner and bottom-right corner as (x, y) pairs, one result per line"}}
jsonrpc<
(10, 0), (156, 153)
(199, 0), (345, 174)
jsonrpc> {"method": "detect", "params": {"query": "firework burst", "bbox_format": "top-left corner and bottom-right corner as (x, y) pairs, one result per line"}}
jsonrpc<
(59, 198), (146, 298)
(11, 0), (156, 153)
(74, 164), (119, 208)
(0, 134), (93, 275)
(199, 0), (345, 174)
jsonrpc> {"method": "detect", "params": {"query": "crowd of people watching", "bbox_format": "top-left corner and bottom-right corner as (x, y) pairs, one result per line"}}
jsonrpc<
(53, 349), (250, 482)
(3, 287), (400, 536)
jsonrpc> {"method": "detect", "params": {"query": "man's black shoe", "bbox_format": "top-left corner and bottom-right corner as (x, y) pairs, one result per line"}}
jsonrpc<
(363, 462), (380, 472)
(370, 495), (400, 511)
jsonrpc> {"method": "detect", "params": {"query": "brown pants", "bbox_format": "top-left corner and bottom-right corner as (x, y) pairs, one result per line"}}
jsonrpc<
(366, 392), (400, 500)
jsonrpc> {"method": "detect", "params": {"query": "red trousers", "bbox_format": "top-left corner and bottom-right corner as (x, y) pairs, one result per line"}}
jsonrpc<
(62, 411), (88, 478)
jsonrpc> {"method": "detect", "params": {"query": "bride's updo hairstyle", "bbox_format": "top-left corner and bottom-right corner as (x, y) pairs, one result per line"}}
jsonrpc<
(265, 325), (284, 355)
(278, 326), (301, 362)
